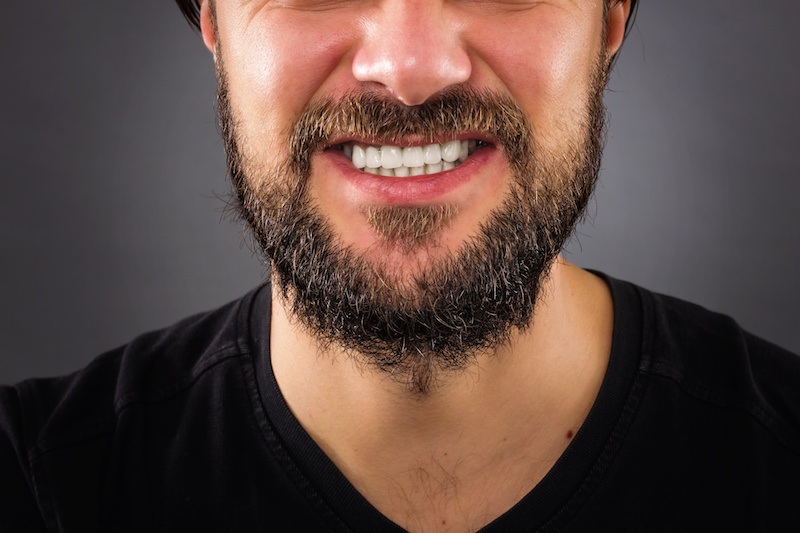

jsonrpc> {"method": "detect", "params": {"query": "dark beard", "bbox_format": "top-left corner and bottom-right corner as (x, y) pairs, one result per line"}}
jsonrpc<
(218, 61), (608, 394)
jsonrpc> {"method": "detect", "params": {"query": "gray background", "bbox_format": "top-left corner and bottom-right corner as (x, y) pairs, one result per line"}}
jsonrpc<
(1, 1), (798, 384)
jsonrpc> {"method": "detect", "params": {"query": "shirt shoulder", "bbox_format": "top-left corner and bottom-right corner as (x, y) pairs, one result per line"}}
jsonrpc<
(640, 285), (800, 452)
(0, 287), (266, 530)
(7, 289), (260, 453)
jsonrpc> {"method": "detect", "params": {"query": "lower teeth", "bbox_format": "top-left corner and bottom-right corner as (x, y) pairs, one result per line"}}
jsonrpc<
(359, 160), (462, 177)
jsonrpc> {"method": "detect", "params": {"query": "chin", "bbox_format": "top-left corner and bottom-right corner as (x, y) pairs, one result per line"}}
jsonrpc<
(340, 202), (491, 284)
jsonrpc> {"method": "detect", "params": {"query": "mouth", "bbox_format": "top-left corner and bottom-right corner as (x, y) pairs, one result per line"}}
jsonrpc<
(328, 138), (490, 177)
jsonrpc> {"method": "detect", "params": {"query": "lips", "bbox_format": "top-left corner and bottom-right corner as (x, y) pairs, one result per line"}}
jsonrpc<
(320, 137), (498, 205)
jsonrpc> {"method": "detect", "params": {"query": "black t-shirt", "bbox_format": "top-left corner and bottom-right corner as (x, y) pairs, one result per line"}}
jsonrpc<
(2, 275), (799, 531)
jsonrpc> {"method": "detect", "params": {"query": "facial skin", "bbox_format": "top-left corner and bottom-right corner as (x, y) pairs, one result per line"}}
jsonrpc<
(200, 0), (630, 393)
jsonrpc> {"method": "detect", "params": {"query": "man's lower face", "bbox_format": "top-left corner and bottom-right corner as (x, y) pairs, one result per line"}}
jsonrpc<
(218, 59), (608, 394)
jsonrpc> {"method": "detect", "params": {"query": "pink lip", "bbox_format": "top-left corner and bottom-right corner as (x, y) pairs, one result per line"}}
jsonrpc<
(321, 144), (498, 205)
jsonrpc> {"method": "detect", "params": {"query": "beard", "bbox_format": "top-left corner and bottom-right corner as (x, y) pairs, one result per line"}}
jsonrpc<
(217, 56), (609, 395)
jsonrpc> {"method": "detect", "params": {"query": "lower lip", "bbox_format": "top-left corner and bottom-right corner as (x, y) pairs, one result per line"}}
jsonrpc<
(321, 146), (498, 205)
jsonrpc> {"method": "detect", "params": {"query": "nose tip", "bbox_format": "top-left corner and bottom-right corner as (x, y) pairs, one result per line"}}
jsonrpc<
(353, 51), (471, 106)
(351, 6), (472, 106)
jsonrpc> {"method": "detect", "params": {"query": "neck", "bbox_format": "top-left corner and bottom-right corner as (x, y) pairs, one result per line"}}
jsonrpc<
(269, 258), (613, 531)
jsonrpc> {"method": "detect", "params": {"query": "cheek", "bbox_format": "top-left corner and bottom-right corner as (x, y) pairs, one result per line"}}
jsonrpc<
(220, 15), (356, 143)
(467, 16), (603, 129)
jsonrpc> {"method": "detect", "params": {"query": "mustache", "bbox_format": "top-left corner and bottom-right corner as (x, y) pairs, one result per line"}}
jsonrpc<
(287, 85), (534, 178)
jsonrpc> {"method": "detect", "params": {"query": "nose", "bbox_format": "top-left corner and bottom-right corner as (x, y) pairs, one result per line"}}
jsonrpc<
(351, 1), (472, 106)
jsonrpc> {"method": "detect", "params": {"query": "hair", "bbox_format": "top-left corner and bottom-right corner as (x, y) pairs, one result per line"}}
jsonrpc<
(174, 1), (639, 44)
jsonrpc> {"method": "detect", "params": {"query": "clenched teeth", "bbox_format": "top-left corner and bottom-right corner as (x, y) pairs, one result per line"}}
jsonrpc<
(342, 139), (479, 177)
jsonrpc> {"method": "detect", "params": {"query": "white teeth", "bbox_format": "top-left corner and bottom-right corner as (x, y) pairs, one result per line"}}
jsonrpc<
(352, 144), (366, 169)
(343, 139), (481, 177)
(441, 140), (461, 163)
(381, 145), (403, 169)
(459, 140), (469, 163)
(365, 146), (381, 168)
(425, 162), (443, 174)
(402, 146), (425, 168)
(423, 144), (442, 165)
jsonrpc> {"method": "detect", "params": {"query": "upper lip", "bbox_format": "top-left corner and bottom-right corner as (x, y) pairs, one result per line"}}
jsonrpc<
(324, 132), (496, 150)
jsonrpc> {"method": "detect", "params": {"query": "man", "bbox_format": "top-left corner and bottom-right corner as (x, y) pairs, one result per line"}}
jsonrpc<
(2, 1), (799, 531)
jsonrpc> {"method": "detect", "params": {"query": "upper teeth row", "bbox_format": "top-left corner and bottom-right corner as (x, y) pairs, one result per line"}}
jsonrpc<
(344, 140), (477, 177)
